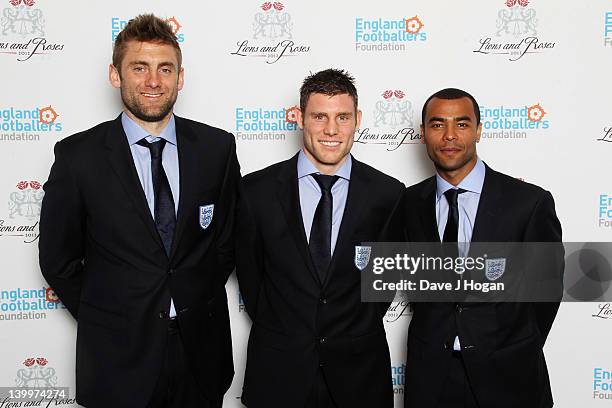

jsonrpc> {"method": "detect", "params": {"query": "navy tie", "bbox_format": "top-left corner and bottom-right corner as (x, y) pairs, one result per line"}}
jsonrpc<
(442, 188), (467, 244)
(137, 138), (176, 256)
(309, 174), (340, 284)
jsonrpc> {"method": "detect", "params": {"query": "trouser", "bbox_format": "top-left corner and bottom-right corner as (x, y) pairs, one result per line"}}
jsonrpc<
(436, 351), (480, 408)
(147, 318), (222, 408)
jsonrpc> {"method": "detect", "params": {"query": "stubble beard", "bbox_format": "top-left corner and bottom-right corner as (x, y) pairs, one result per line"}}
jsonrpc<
(121, 87), (177, 123)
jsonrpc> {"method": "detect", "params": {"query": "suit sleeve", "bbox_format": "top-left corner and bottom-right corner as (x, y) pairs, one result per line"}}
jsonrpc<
(376, 184), (407, 319)
(214, 136), (241, 284)
(235, 184), (264, 319)
(38, 141), (85, 319)
(523, 190), (563, 342)
(379, 187), (408, 243)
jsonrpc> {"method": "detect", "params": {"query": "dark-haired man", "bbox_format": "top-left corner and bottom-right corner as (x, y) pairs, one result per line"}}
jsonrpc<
(39, 14), (238, 408)
(393, 88), (562, 408)
(236, 69), (404, 407)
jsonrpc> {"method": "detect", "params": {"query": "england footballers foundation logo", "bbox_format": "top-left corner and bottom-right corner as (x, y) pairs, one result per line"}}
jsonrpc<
(391, 364), (405, 396)
(355, 89), (421, 151)
(1, 180), (44, 243)
(111, 16), (185, 42)
(479, 102), (549, 139)
(593, 368), (612, 401)
(605, 12), (612, 47)
(234, 105), (298, 142)
(1, 105), (62, 142)
(598, 194), (612, 228)
(0, 0), (65, 61)
(230, 2), (311, 64)
(473, 0), (555, 61)
(0, 287), (64, 321)
(355, 15), (426, 53)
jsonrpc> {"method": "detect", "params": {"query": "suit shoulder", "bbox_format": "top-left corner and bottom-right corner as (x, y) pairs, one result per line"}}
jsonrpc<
(405, 176), (435, 198)
(54, 120), (114, 153)
(489, 168), (550, 198)
(356, 160), (404, 192)
(243, 160), (288, 188)
(177, 117), (234, 145)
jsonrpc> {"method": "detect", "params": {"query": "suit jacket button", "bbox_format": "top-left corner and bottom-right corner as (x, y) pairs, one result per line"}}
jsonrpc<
(319, 337), (327, 344)
(168, 268), (175, 275)
(159, 311), (168, 319)
(443, 342), (451, 350)
(455, 304), (463, 313)
(319, 298), (327, 304)
(319, 361), (325, 367)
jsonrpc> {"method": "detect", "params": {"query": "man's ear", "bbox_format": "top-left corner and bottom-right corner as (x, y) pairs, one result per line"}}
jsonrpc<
(109, 64), (121, 89)
(177, 66), (184, 91)
(297, 107), (304, 130)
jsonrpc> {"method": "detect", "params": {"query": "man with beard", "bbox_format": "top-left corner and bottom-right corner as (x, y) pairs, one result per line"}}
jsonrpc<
(393, 88), (562, 408)
(39, 14), (238, 408)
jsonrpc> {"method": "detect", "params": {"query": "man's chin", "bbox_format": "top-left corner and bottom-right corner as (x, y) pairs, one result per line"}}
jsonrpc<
(128, 108), (172, 123)
(435, 160), (466, 173)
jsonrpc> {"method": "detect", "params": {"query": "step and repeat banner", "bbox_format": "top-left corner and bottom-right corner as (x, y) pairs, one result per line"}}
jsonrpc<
(1, 0), (611, 406)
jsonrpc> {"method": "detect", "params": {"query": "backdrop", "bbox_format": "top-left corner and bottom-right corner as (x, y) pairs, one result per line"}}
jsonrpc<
(1, 0), (611, 406)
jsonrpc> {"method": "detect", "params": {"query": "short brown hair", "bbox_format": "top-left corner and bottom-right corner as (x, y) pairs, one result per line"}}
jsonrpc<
(112, 14), (182, 70)
(300, 69), (358, 113)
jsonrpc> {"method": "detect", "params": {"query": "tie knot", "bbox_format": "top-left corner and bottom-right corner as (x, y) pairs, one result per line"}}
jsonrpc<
(312, 174), (340, 193)
(444, 188), (467, 207)
(136, 138), (166, 159)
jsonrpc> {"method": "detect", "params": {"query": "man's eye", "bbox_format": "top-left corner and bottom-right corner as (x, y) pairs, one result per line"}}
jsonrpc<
(133, 66), (145, 72)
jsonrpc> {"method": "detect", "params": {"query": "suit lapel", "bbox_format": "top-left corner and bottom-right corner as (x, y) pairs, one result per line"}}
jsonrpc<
(419, 177), (440, 242)
(170, 116), (203, 258)
(276, 155), (319, 284)
(471, 164), (502, 243)
(104, 115), (163, 250)
(322, 158), (369, 288)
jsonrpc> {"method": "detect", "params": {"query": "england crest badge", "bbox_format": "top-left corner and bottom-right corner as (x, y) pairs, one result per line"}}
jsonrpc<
(354, 246), (372, 271)
(199, 204), (214, 230)
(485, 258), (506, 281)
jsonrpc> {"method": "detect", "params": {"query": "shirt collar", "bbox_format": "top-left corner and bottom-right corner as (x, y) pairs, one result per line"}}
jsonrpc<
(121, 112), (177, 146)
(297, 149), (352, 181)
(436, 157), (485, 201)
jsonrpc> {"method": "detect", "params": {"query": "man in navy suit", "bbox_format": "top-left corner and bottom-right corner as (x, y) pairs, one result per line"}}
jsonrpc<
(39, 14), (238, 408)
(393, 88), (563, 408)
(236, 69), (404, 408)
